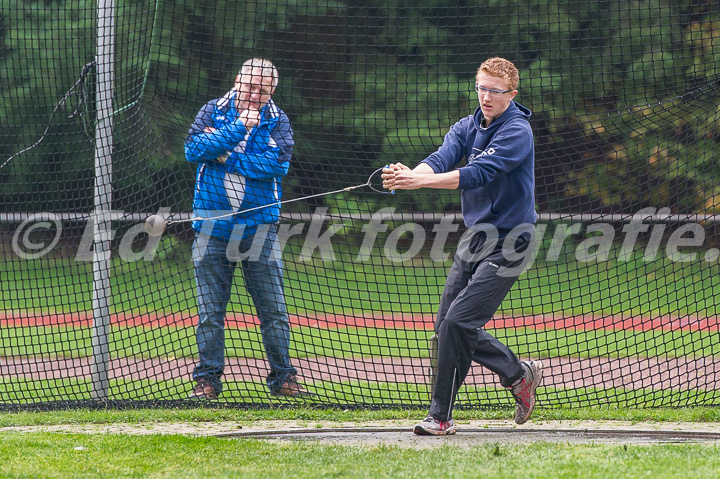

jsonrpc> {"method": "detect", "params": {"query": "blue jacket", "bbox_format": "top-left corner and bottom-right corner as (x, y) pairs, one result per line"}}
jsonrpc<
(185, 91), (294, 240)
(421, 101), (536, 234)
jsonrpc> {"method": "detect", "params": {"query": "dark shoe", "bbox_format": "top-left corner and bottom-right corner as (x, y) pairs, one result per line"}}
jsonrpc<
(273, 374), (313, 398)
(509, 360), (543, 424)
(188, 379), (218, 400)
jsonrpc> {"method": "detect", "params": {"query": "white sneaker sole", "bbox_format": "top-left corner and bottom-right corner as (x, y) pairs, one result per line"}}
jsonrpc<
(414, 424), (457, 436)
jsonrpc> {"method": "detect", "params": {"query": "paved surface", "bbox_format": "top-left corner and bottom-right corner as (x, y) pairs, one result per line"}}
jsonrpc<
(5, 420), (720, 447)
(222, 420), (720, 447)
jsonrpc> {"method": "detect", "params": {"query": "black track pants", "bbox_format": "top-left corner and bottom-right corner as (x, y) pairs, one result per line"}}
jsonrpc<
(429, 234), (530, 421)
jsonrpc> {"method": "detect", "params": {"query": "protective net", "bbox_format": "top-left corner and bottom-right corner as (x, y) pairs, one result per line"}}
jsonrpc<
(1, 0), (719, 410)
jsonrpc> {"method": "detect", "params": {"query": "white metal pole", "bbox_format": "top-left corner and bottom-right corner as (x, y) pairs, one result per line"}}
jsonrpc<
(91, 0), (115, 400)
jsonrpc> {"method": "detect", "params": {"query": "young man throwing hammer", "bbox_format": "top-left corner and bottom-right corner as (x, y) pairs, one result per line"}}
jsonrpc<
(383, 57), (543, 435)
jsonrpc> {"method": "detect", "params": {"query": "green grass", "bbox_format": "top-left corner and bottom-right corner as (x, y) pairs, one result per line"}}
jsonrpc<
(0, 433), (720, 479)
(3, 407), (720, 479)
(1, 432), (719, 479)
(2, 407), (720, 478)
(2, 406), (720, 478)
(1, 243), (718, 317)
(3, 377), (720, 409)
(3, 405), (720, 427)
(2, 242), (719, 415)
(3, 325), (719, 360)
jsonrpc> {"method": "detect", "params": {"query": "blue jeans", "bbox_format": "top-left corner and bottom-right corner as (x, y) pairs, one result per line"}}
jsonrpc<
(191, 224), (296, 393)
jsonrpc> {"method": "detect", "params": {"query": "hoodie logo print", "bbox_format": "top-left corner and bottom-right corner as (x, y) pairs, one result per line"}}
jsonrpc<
(468, 147), (495, 163)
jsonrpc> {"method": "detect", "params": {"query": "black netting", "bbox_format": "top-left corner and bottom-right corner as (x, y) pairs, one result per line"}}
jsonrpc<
(1, 0), (719, 409)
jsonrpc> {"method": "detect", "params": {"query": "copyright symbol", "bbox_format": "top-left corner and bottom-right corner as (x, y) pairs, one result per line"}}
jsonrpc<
(12, 213), (62, 259)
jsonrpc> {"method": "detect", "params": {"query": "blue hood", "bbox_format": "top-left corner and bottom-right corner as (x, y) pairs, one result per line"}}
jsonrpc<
(422, 100), (537, 234)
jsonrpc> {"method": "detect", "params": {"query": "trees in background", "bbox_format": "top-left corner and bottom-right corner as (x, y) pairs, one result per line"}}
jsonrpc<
(1, 0), (718, 216)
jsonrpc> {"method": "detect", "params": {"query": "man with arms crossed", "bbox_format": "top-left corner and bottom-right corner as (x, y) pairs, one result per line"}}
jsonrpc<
(383, 57), (542, 435)
(185, 58), (308, 399)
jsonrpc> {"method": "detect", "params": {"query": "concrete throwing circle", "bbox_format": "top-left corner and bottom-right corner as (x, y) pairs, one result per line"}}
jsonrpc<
(223, 427), (720, 448)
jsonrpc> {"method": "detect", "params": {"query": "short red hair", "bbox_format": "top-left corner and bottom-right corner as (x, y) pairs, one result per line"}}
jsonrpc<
(476, 57), (519, 91)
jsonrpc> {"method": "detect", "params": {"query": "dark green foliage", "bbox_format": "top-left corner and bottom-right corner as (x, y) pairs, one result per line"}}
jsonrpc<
(1, 0), (719, 215)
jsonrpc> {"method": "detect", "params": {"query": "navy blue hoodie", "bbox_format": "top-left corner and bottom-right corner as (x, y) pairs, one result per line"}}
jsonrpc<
(421, 101), (536, 234)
